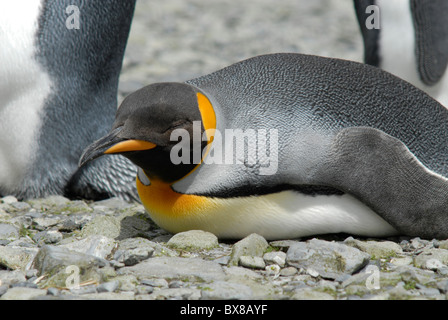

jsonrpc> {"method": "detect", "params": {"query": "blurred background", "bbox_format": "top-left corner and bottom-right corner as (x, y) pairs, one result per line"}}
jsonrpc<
(118, 0), (363, 102)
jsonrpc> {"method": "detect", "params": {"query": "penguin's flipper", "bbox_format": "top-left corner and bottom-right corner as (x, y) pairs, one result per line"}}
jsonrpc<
(315, 127), (448, 238)
(65, 154), (138, 202)
(411, 0), (448, 85)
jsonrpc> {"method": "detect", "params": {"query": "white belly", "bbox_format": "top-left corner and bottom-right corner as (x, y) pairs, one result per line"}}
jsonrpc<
(152, 191), (398, 240)
(0, 1), (53, 192)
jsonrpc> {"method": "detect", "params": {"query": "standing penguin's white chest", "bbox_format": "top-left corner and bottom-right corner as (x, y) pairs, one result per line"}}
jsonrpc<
(0, 1), (53, 192)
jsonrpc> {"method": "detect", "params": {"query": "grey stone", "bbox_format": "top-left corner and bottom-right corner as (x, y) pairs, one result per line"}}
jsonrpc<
(167, 230), (218, 251)
(27, 195), (71, 210)
(79, 216), (121, 239)
(286, 239), (370, 280)
(33, 245), (107, 275)
(59, 235), (117, 259)
(146, 287), (201, 300)
(344, 237), (403, 258)
(119, 257), (225, 282)
(0, 223), (19, 241)
(9, 202), (31, 212)
(0, 270), (26, 286)
(32, 217), (60, 231)
(32, 245), (107, 288)
(0, 287), (47, 300)
(97, 280), (120, 292)
(263, 251), (286, 267)
(122, 247), (153, 266)
(201, 281), (253, 300)
(0, 246), (38, 270)
(0, 285), (8, 297)
(116, 211), (155, 240)
(1, 196), (18, 205)
(140, 278), (169, 288)
(280, 267), (298, 277)
(414, 248), (448, 269)
(239, 256), (265, 269)
(228, 233), (268, 266)
(33, 230), (63, 244)
(292, 287), (335, 300)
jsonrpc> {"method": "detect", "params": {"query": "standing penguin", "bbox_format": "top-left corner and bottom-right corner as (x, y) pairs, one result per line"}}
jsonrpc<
(0, 1), (138, 200)
(354, 0), (448, 106)
(80, 53), (448, 240)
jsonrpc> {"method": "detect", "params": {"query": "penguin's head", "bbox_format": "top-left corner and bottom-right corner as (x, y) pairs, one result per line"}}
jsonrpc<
(79, 82), (216, 183)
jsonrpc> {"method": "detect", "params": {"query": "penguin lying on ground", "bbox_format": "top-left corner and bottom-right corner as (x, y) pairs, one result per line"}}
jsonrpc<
(80, 53), (448, 240)
(0, 0), (138, 200)
(354, 0), (448, 106)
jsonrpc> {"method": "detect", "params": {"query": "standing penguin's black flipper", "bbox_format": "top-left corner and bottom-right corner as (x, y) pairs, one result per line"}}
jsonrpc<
(410, 0), (448, 86)
(354, 0), (448, 106)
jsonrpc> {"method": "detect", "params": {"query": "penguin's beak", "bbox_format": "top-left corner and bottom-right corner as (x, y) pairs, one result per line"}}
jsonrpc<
(79, 127), (156, 167)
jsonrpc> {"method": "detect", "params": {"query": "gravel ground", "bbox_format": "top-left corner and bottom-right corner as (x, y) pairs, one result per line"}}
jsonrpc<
(3, 0), (447, 303)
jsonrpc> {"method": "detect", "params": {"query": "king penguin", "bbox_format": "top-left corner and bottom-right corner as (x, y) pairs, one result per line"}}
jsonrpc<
(80, 53), (448, 240)
(354, 0), (448, 106)
(0, 1), (138, 200)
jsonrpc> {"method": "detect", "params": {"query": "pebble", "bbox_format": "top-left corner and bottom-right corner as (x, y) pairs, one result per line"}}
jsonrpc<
(2, 0), (448, 300)
(228, 233), (268, 266)
(239, 256), (266, 269)
(0, 224), (19, 240)
(286, 239), (370, 280)
(167, 230), (218, 251)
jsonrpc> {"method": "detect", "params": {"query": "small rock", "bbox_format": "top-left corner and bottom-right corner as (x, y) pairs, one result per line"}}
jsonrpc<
(265, 264), (281, 277)
(263, 251), (286, 267)
(122, 247), (153, 266)
(286, 239), (370, 280)
(0, 285), (8, 297)
(306, 268), (320, 278)
(140, 278), (169, 288)
(32, 245), (107, 288)
(201, 281), (253, 300)
(146, 287), (201, 300)
(414, 248), (448, 269)
(167, 230), (218, 251)
(9, 202), (31, 212)
(79, 216), (121, 239)
(59, 235), (117, 259)
(1, 196), (17, 205)
(280, 267), (298, 277)
(239, 256), (266, 269)
(344, 237), (403, 258)
(0, 287), (47, 300)
(425, 258), (445, 271)
(0, 270), (26, 286)
(119, 257), (225, 282)
(33, 230), (63, 244)
(32, 217), (60, 231)
(46, 287), (60, 296)
(228, 233), (268, 266)
(0, 224), (19, 241)
(292, 287), (334, 300)
(0, 246), (38, 270)
(27, 195), (70, 210)
(390, 256), (413, 266)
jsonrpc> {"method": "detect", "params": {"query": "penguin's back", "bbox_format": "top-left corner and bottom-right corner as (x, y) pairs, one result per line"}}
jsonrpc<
(187, 53), (448, 177)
